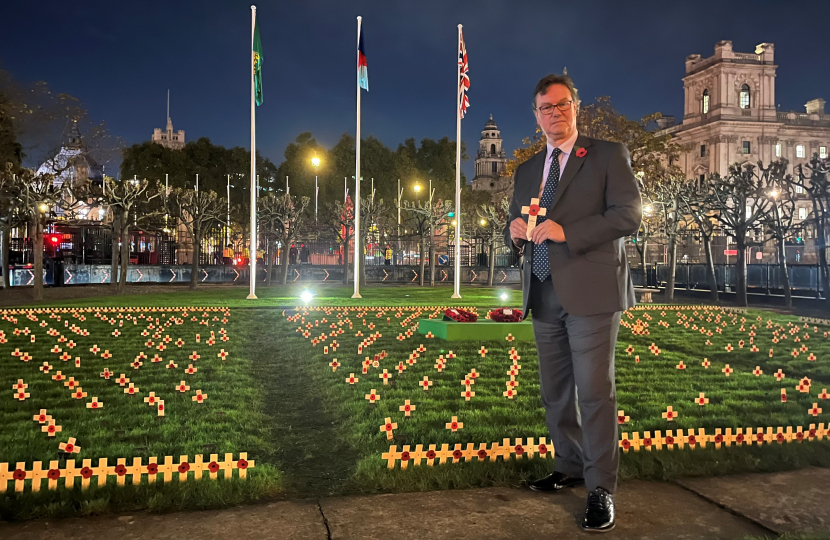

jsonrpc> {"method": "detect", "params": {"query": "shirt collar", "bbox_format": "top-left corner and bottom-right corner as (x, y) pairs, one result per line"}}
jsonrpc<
(546, 130), (579, 160)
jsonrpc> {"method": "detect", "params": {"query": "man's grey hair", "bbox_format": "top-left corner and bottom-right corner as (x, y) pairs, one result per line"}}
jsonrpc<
(533, 74), (579, 108)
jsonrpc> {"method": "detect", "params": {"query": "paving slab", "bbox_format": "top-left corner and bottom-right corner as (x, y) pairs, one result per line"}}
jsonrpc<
(320, 482), (768, 540)
(677, 467), (830, 535)
(0, 500), (327, 540)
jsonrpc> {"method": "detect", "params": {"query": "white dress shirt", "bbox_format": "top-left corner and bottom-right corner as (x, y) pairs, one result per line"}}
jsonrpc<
(539, 129), (579, 197)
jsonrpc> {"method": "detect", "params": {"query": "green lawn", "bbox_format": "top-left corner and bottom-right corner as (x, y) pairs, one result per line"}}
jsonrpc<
(10, 284), (522, 310)
(1, 288), (829, 520)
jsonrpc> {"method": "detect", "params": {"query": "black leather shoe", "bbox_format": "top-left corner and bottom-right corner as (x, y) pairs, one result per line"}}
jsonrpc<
(581, 487), (615, 532)
(528, 471), (584, 492)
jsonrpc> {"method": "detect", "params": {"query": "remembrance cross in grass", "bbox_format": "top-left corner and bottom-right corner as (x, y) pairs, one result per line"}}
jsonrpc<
(521, 198), (546, 240)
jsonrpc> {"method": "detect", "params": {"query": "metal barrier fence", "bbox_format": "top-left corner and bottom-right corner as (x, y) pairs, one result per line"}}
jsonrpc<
(632, 263), (825, 297)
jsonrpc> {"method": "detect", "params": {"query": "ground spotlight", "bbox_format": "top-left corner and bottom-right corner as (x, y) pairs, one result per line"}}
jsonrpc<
(499, 292), (509, 302)
(300, 290), (313, 303)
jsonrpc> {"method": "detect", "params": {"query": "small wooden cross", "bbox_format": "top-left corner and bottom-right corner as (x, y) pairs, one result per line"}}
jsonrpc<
(521, 198), (547, 240)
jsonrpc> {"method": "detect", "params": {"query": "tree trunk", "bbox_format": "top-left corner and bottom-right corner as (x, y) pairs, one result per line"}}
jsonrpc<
(429, 244), (436, 287)
(117, 221), (130, 294)
(360, 235), (367, 286)
(110, 212), (120, 287)
(487, 240), (496, 286)
(32, 217), (44, 302)
(735, 235), (748, 306)
(418, 238), (425, 286)
(266, 240), (274, 287)
(281, 236), (290, 285)
(341, 236), (349, 285)
(666, 235), (677, 300)
(1, 227), (10, 288)
(702, 233), (719, 302)
(777, 237), (792, 308)
(816, 217), (830, 308)
(190, 227), (200, 290)
(429, 223), (435, 287)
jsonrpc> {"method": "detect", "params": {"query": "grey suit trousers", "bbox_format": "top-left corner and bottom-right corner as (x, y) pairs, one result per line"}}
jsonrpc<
(530, 276), (621, 493)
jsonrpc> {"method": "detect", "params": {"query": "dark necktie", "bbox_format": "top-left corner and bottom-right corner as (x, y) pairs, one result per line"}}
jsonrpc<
(532, 147), (562, 281)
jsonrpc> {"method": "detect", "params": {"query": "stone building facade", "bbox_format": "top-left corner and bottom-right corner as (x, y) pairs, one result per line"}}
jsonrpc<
(152, 117), (185, 150)
(657, 40), (830, 262)
(471, 115), (510, 201)
(659, 41), (829, 218)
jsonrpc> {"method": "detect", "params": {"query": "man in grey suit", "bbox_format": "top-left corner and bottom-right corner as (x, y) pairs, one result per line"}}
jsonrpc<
(504, 74), (641, 532)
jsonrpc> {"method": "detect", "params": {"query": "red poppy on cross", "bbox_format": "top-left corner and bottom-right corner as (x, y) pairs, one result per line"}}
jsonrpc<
(445, 416), (463, 432)
(380, 417), (397, 440)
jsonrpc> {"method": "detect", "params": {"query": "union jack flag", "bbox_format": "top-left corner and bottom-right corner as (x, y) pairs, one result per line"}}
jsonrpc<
(458, 28), (470, 118)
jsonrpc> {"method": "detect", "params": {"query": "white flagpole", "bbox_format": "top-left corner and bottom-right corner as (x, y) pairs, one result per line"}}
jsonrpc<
(452, 24), (463, 299)
(247, 5), (258, 300)
(352, 16), (363, 298)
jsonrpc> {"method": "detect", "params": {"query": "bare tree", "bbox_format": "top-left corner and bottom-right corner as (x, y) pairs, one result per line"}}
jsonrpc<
(757, 159), (800, 308)
(793, 156), (830, 308)
(359, 195), (385, 286)
(643, 174), (690, 300)
(259, 193), (309, 285)
(403, 199), (453, 286)
(0, 165), (24, 288)
(710, 163), (772, 306)
(325, 198), (354, 285)
(168, 189), (227, 290)
(5, 166), (67, 301)
(677, 176), (720, 302)
(101, 178), (163, 294)
(476, 197), (510, 286)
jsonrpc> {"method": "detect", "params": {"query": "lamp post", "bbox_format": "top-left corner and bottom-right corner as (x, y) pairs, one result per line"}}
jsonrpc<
(311, 156), (321, 222)
(397, 179), (403, 258)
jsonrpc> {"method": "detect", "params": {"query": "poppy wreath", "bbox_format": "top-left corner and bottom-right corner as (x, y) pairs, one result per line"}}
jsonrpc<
(488, 308), (524, 322)
(443, 308), (478, 323)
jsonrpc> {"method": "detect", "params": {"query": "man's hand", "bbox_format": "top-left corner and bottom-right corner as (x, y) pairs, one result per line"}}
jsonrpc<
(509, 217), (528, 246)
(530, 219), (566, 244)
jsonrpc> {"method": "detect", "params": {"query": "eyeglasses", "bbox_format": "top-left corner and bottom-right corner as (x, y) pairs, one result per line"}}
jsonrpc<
(534, 100), (574, 115)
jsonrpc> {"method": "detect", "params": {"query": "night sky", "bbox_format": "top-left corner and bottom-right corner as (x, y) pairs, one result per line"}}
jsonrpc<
(2, 0), (827, 180)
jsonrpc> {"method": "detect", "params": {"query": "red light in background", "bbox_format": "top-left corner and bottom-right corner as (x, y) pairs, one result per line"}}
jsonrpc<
(51, 236), (60, 244)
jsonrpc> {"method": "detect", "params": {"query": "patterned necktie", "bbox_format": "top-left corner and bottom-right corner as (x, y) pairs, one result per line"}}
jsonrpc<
(532, 147), (562, 281)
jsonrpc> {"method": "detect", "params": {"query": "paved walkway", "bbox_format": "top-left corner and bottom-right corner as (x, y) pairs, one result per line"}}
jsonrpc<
(2, 468), (828, 539)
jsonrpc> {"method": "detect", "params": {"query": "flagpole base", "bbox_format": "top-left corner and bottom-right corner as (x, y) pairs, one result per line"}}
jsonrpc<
(451, 293), (462, 299)
(246, 293), (258, 300)
(351, 293), (363, 299)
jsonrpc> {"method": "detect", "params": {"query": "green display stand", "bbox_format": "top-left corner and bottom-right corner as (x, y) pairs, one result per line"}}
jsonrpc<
(417, 318), (535, 342)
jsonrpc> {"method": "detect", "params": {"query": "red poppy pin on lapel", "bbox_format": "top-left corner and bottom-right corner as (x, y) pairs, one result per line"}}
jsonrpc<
(576, 147), (587, 157)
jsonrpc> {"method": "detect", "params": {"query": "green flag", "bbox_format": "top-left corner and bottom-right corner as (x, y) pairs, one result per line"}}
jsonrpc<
(253, 17), (263, 106)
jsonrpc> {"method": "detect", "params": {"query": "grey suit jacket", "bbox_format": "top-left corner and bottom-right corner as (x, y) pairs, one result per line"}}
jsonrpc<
(503, 134), (642, 317)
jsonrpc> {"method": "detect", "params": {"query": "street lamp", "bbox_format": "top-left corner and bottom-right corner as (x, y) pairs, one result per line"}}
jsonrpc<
(480, 219), (487, 226)
(413, 183), (422, 194)
(311, 156), (321, 222)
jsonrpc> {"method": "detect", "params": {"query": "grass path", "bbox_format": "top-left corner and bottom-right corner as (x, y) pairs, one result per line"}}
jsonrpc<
(246, 310), (361, 497)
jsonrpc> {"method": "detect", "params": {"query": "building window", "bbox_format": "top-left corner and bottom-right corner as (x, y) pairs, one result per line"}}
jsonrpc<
(739, 84), (750, 109)
(775, 143), (781, 157)
(742, 141), (751, 154)
(492, 162), (498, 174)
(702, 89), (709, 114)
(798, 207), (807, 220)
(490, 144), (496, 154)
(821, 146), (828, 159)
(796, 184), (804, 194)
(796, 144), (805, 158)
(699, 174), (705, 185)
(700, 144), (706, 157)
